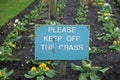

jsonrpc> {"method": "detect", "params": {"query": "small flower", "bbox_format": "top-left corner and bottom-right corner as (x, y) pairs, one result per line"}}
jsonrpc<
(8, 42), (16, 48)
(89, 47), (91, 51)
(113, 41), (117, 45)
(11, 44), (16, 48)
(0, 52), (2, 54)
(8, 42), (12, 45)
(39, 63), (47, 68)
(104, 17), (109, 20)
(117, 40), (120, 44)
(13, 23), (17, 27)
(116, 27), (119, 30)
(0, 71), (2, 76)
(15, 19), (19, 23)
(97, 11), (101, 14)
(98, 2), (103, 5)
(114, 27), (120, 31)
(31, 66), (36, 71)
(103, 13), (108, 17)
(48, 61), (51, 64)
(44, 67), (50, 71)
(57, 8), (60, 11)
(103, 3), (110, 7)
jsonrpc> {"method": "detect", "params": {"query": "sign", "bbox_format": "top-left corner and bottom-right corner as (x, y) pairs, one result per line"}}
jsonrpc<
(35, 25), (89, 60)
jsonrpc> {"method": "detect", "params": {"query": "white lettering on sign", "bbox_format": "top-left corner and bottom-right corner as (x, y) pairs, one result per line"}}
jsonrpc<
(66, 36), (80, 42)
(59, 44), (83, 51)
(44, 36), (62, 42)
(48, 27), (76, 33)
(39, 26), (85, 51)
(41, 44), (54, 50)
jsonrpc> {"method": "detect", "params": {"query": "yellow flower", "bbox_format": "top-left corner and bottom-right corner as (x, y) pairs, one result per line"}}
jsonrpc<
(8, 42), (16, 48)
(113, 41), (117, 45)
(103, 13), (108, 17)
(39, 63), (47, 68)
(31, 66), (36, 71)
(98, 2), (103, 5)
(11, 44), (16, 48)
(0, 71), (2, 76)
(117, 40), (120, 44)
(44, 67), (50, 71)
(8, 42), (12, 45)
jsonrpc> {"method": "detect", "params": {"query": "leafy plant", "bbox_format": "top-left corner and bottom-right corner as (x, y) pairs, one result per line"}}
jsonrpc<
(114, 0), (120, 6)
(24, 0), (48, 21)
(0, 20), (26, 62)
(96, 2), (120, 41)
(58, 0), (65, 10)
(95, 0), (105, 6)
(24, 63), (56, 80)
(36, 1), (48, 20)
(98, 3), (113, 22)
(0, 68), (14, 80)
(109, 39), (120, 52)
(71, 60), (109, 80)
(29, 60), (59, 68)
(75, 0), (88, 23)
(89, 47), (97, 54)
(97, 26), (120, 41)
(57, 0), (65, 16)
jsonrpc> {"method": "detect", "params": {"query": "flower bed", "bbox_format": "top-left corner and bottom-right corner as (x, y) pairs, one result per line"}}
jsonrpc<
(0, 0), (120, 80)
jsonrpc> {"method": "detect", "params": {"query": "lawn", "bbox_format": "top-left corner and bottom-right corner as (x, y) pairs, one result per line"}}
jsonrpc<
(0, 0), (35, 27)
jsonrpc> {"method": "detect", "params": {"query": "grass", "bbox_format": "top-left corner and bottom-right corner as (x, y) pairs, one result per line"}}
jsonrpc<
(0, 0), (35, 27)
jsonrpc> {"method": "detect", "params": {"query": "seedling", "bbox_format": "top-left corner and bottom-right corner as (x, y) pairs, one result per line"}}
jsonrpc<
(71, 60), (109, 80)
(24, 63), (56, 80)
(109, 39), (120, 52)
(75, 0), (88, 23)
(0, 68), (14, 80)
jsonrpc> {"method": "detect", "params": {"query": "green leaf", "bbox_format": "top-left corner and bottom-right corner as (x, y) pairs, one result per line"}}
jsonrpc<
(82, 60), (87, 66)
(91, 67), (101, 73)
(90, 73), (100, 80)
(71, 63), (83, 72)
(116, 48), (120, 52)
(28, 71), (36, 76)
(109, 45), (115, 49)
(79, 73), (87, 80)
(5, 70), (14, 77)
(37, 76), (45, 80)
(24, 74), (35, 78)
(89, 47), (97, 54)
(45, 70), (56, 78)
(99, 67), (109, 73)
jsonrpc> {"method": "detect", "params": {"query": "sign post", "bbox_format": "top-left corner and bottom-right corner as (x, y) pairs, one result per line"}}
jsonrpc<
(49, 0), (57, 19)
(59, 60), (67, 76)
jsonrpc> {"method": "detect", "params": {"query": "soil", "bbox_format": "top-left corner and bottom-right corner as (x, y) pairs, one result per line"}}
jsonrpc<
(0, 0), (120, 80)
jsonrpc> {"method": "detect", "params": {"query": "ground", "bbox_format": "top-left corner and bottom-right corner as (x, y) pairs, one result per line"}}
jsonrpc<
(0, 0), (120, 80)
